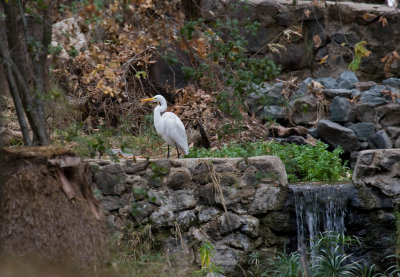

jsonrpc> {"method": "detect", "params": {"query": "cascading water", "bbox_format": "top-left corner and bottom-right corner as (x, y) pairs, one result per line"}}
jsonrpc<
(290, 183), (352, 256)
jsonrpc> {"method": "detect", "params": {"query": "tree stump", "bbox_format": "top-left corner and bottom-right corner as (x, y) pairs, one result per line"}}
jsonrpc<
(0, 146), (109, 268)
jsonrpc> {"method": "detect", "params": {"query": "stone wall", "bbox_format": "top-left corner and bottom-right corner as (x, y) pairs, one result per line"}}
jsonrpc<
(88, 152), (398, 275)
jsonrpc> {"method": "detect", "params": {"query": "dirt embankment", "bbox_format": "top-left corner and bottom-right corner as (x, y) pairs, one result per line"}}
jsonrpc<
(0, 146), (110, 269)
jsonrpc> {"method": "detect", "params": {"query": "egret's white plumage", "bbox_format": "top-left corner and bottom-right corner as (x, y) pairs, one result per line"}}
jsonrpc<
(141, 95), (188, 158)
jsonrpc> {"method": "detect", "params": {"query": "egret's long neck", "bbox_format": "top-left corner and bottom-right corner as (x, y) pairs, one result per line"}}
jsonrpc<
(153, 100), (167, 134)
(158, 97), (167, 113)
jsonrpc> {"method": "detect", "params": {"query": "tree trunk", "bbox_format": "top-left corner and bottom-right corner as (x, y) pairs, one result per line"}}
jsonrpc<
(0, 1), (51, 145)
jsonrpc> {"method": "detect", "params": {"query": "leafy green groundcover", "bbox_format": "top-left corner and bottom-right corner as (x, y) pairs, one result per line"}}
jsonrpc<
(186, 140), (351, 183)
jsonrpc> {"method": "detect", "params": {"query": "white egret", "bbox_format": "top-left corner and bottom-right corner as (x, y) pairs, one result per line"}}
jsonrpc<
(141, 95), (189, 158)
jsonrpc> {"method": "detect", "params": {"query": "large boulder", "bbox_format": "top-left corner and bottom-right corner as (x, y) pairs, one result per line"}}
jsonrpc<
(353, 149), (400, 199)
(290, 94), (319, 125)
(329, 96), (352, 122)
(316, 119), (361, 152)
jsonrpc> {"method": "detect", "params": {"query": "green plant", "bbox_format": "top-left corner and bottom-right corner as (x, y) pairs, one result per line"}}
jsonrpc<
(194, 241), (224, 276)
(311, 232), (361, 277)
(186, 140), (351, 182)
(248, 252), (262, 276)
(263, 250), (302, 277)
(349, 41), (371, 72)
(176, 10), (280, 121)
(384, 255), (400, 277)
(351, 264), (380, 277)
(149, 162), (169, 182)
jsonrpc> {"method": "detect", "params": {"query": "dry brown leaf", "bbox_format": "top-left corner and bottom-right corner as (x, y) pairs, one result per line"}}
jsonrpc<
(311, 80), (324, 89)
(313, 35), (322, 48)
(362, 13), (377, 22)
(304, 10), (311, 18)
(319, 55), (329, 64)
(378, 16), (388, 27)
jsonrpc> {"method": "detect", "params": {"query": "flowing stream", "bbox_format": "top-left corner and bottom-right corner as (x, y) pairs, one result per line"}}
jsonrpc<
(290, 183), (353, 256)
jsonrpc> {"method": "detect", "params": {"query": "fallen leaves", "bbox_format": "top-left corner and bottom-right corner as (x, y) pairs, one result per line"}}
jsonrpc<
(378, 16), (388, 27)
(313, 35), (322, 48)
(381, 50), (399, 78)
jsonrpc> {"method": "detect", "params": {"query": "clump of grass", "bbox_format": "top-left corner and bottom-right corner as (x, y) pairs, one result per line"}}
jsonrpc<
(254, 232), (377, 277)
(186, 140), (351, 183)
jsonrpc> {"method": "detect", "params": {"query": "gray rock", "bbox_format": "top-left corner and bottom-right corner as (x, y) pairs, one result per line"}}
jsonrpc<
(102, 195), (125, 211)
(170, 190), (197, 211)
(355, 81), (378, 92)
(336, 71), (359, 89)
(248, 185), (286, 214)
(165, 168), (192, 190)
(387, 127), (400, 139)
(352, 103), (375, 123)
(141, 169), (164, 188)
(247, 156), (288, 186)
(316, 77), (337, 89)
(350, 151), (360, 169)
(212, 245), (242, 275)
(290, 94), (319, 125)
(240, 214), (260, 238)
(123, 159), (148, 174)
(256, 0), (283, 26)
(395, 137), (400, 148)
(176, 210), (197, 227)
(295, 77), (314, 95)
(191, 161), (210, 185)
(276, 12), (293, 27)
(330, 96), (352, 122)
(353, 149), (400, 198)
(348, 123), (375, 142)
(376, 104), (400, 128)
(198, 206), (221, 223)
(214, 163), (240, 186)
(316, 119), (361, 152)
(127, 175), (148, 189)
(219, 212), (243, 235)
(163, 236), (194, 273)
(150, 205), (175, 227)
(131, 201), (156, 222)
(215, 186), (241, 206)
(246, 92), (263, 116)
(261, 105), (288, 121)
(94, 164), (126, 195)
(323, 89), (354, 99)
(223, 232), (250, 251)
(368, 130), (392, 149)
(383, 78), (400, 89)
(332, 33), (360, 48)
(267, 83), (285, 104)
(360, 87), (388, 107)
(308, 128), (319, 138)
(349, 184), (393, 209)
(360, 141), (369, 150)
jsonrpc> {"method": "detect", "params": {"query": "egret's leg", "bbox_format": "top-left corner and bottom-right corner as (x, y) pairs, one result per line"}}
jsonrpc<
(176, 145), (180, 158)
(167, 145), (170, 158)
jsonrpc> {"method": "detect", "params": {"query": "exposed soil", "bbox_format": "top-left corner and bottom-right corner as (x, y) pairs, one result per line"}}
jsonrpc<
(0, 146), (110, 268)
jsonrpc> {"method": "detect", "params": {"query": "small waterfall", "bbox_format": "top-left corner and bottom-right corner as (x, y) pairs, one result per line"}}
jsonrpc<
(290, 183), (352, 254)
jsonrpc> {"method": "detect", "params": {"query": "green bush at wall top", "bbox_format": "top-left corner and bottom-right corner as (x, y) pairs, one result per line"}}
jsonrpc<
(186, 140), (351, 183)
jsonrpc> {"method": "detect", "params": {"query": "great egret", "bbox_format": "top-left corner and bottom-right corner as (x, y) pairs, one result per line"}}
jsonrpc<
(141, 95), (189, 158)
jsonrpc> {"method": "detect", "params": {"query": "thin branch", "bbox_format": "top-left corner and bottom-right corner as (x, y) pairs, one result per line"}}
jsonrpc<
(0, 39), (32, 145)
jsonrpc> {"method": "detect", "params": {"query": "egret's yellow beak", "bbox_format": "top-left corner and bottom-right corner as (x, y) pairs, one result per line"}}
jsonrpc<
(141, 97), (155, 103)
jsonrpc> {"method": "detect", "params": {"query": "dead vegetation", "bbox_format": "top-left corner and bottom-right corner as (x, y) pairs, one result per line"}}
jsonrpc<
(0, 146), (109, 268)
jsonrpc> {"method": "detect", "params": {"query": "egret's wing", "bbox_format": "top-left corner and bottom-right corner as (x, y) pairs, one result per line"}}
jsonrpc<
(162, 112), (189, 154)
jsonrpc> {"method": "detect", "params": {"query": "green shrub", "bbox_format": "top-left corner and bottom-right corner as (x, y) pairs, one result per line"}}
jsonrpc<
(176, 12), (280, 120)
(255, 232), (376, 277)
(186, 140), (351, 183)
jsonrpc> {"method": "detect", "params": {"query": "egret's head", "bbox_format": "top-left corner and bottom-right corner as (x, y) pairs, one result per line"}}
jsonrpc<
(141, 95), (163, 104)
